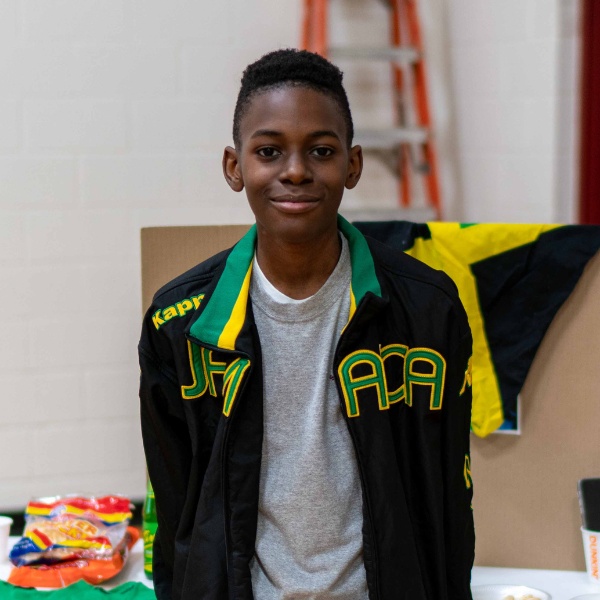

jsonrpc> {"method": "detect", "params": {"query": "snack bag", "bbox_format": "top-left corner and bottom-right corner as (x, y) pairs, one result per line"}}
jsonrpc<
(8, 495), (136, 588)
(7, 527), (140, 588)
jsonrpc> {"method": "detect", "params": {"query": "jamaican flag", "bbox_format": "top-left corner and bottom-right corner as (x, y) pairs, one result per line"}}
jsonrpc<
(353, 221), (600, 437)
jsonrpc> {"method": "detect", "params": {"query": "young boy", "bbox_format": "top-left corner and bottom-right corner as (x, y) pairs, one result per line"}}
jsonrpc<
(140, 49), (474, 600)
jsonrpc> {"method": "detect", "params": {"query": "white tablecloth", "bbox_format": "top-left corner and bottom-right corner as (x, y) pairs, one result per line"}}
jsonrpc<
(2, 537), (600, 598)
(471, 566), (600, 599)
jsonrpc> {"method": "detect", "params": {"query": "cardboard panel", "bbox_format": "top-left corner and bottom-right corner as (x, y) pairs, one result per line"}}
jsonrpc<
(140, 225), (600, 571)
(140, 225), (251, 311)
(472, 250), (600, 570)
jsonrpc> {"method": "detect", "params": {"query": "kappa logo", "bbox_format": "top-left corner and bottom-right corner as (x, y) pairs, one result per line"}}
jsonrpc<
(337, 344), (447, 417)
(152, 294), (204, 330)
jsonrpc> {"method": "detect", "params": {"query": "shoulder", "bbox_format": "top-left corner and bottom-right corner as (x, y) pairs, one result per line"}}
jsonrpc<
(365, 234), (471, 340)
(140, 247), (232, 351)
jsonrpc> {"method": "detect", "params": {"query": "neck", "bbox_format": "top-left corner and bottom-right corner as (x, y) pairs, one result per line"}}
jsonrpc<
(255, 231), (342, 300)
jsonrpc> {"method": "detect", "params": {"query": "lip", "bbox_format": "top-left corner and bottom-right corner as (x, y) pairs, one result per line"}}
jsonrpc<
(270, 194), (320, 214)
(271, 194), (319, 203)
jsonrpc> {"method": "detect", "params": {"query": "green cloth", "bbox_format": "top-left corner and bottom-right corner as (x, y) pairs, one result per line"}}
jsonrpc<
(0, 580), (156, 599)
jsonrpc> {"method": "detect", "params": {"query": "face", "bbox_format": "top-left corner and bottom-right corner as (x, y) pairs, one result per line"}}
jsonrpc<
(223, 85), (362, 247)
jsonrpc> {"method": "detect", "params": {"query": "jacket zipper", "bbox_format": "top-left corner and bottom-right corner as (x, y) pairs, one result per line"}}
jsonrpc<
(220, 351), (252, 600)
(335, 308), (382, 599)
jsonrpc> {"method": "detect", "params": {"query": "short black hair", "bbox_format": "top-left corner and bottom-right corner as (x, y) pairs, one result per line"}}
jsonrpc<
(232, 48), (354, 148)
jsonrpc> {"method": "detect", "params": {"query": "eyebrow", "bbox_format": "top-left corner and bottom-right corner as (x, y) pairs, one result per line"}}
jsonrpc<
(250, 129), (282, 139)
(250, 129), (342, 141)
(309, 130), (342, 141)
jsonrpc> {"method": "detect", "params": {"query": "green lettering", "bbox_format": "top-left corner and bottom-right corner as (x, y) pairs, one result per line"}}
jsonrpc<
(203, 349), (227, 397)
(222, 358), (250, 416)
(181, 341), (208, 399)
(404, 348), (446, 410)
(381, 344), (408, 404)
(338, 350), (388, 417)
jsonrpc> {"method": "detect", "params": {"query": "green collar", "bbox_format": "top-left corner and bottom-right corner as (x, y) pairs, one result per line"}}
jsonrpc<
(189, 214), (382, 351)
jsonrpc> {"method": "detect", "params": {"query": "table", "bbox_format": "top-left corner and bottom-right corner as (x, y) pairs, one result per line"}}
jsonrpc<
(471, 566), (600, 599)
(3, 537), (600, 598)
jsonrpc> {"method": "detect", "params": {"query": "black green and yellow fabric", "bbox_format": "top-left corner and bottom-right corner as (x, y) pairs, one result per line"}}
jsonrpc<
(0, 580), (155, 600)
(190, 216), (382, 350)
(354, 221), (600, 437)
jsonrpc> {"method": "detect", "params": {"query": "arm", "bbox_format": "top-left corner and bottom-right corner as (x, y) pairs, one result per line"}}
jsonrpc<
(442, 318), (475, 599)
(139, 321), (192, 600)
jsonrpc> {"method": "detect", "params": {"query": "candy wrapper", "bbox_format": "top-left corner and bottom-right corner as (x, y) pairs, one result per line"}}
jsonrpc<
(8, 495), (137, 588)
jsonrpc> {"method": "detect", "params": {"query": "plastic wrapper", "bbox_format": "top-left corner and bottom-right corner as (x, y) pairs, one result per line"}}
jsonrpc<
(8, 495), (137, 588)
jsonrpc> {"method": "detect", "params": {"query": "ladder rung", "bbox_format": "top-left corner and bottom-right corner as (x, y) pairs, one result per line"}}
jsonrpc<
(302, 0), (442, 217)
(355, 127), (429, 149)
(329, 46), (420, 64)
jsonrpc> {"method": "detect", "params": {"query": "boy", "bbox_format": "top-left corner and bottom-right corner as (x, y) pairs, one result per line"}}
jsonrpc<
(140, 49), (474, 599)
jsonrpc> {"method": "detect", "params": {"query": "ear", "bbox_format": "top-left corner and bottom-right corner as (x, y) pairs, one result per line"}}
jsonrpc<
(345, 145), (363, 190)
(223, 146), (244, 192)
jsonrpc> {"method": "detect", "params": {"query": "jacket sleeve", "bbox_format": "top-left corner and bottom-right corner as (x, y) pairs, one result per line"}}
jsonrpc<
(442, 310), (475, 599)
(139, 317), (192, 600)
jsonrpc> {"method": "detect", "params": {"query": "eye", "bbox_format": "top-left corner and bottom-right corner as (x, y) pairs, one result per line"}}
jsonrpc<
(257, 147), (281, 158)
(310, 146), (334, 157)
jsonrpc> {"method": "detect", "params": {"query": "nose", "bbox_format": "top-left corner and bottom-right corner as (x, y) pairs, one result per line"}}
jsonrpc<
(280, 151), (312, 185)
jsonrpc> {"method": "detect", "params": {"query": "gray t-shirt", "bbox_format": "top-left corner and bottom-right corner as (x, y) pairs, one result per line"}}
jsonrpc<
(249, 236), (368, 600)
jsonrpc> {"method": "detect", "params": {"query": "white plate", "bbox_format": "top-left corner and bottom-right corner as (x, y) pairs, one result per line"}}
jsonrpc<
(471, 584), (551, 600)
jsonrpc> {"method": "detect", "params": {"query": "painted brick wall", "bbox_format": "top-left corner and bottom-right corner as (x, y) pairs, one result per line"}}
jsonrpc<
(0, 0), (299, 511)
(0, 0), (580, 510)
(446, 0), (581, 222)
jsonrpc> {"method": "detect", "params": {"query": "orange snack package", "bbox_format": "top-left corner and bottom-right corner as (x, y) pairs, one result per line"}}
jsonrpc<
(8, 527), (139, 588)
(8, 495), (138, 588)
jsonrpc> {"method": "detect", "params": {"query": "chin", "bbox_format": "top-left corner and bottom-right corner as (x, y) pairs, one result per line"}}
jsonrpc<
(264, 214), (339, 245)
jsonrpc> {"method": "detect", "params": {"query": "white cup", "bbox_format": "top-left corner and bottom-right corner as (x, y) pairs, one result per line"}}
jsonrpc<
(582, 527), (600, 584)
(0, 515), (13, 562)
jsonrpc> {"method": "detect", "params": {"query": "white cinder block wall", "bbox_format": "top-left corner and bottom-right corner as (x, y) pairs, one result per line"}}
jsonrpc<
(0, 0), (581, 510)
(446, 0), (581, 222)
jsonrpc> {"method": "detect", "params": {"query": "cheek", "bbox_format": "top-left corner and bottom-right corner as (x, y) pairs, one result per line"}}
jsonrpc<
(242, 163), (275, 191)
(324, 161), (349, 188)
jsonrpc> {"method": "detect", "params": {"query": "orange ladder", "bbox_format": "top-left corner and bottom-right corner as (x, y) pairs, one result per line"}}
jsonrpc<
(301, 0), (442, 219)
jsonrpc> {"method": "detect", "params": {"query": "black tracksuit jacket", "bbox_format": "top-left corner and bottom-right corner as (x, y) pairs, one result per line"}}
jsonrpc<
(139, 216), (475, 600)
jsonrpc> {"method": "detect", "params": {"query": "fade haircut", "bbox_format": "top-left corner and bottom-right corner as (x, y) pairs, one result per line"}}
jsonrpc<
(232, 48), (354, 148)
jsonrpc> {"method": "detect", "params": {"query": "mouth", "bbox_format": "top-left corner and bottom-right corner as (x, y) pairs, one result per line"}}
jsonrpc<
(270, 194), (320, 213)
(271, 194), (319, 203)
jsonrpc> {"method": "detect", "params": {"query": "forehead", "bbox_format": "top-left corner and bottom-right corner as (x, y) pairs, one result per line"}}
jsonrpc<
(238, 85), (347, 143)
